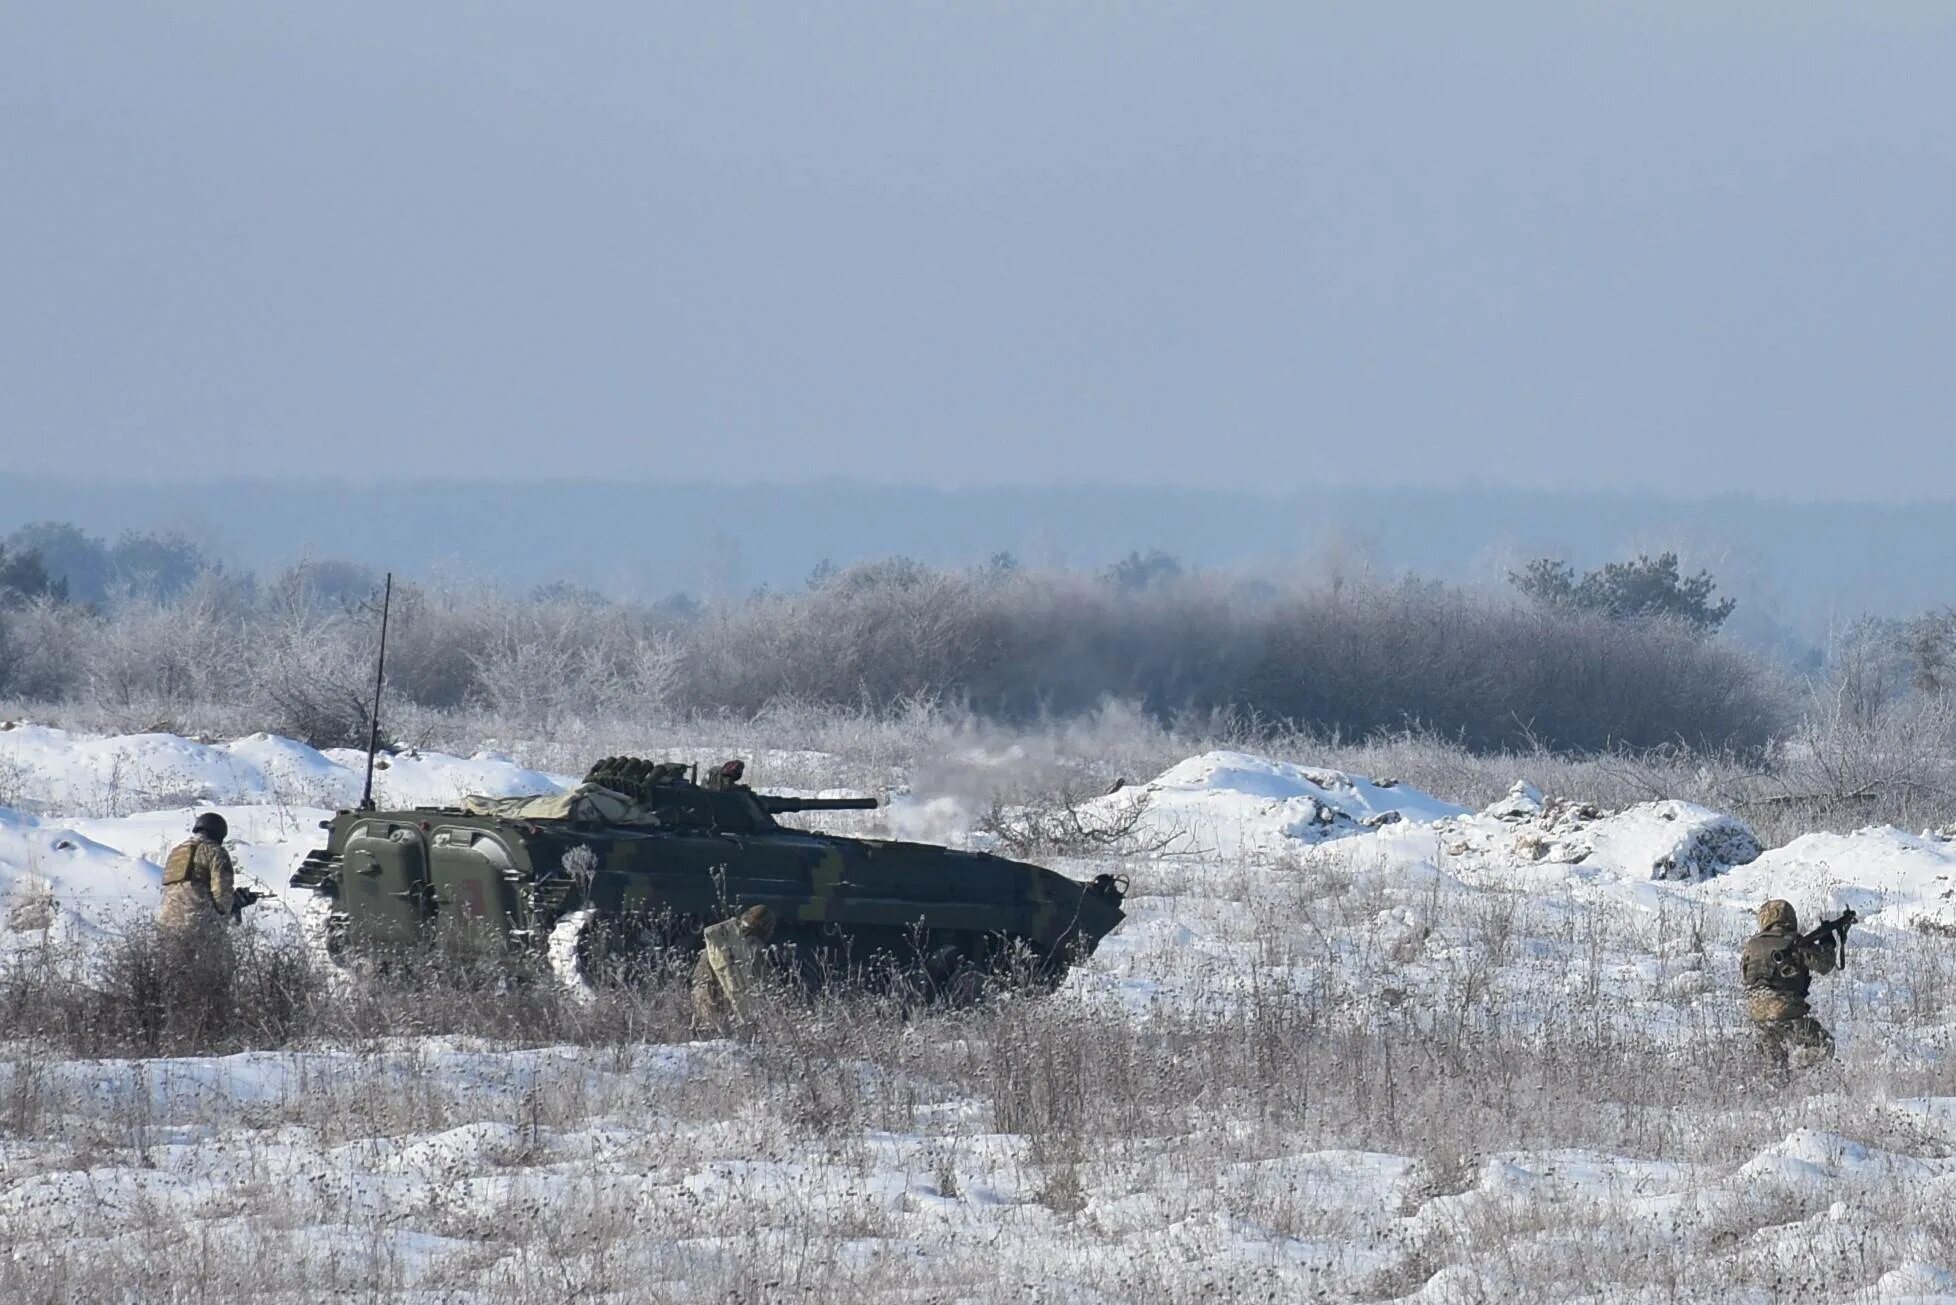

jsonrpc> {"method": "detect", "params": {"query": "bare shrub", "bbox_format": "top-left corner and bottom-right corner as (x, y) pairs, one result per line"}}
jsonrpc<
(1777, 679), (1956, 813)
(0, 596), (87, 702)
(125, 922), (320, 1053)
(470, 593), (689, 731)
(246, 571), (378, 746)
(79, 572), (255, 724)
(976, 784), (1184, 859)
(381, 580), (493, 710)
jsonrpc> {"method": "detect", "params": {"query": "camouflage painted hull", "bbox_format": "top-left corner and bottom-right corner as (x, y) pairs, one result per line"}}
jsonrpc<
(291, 806), (1126, 996)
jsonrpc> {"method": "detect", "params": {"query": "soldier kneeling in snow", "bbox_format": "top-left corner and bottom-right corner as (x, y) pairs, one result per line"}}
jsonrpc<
(691, 905), (776, 1035)
(1740, 899), (1838, 1070)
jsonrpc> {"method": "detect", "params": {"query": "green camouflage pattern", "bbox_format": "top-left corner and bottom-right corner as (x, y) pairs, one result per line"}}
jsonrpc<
(1740, 899), (1839, 1067)
(160, 836), (235, 930)
(1755, 1013), (1834, 1070)
(1740, 916), (1838, 1023)
(291, 757), (1126, 997)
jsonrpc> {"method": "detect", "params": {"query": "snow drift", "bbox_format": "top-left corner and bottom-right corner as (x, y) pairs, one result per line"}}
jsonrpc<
(0, 805), (157, 938)
(1089, 750), (1466, 858)
(1440, 784), (1765, 883)
(0, 722), (571, 814)
(1714, 826), (1956, 935)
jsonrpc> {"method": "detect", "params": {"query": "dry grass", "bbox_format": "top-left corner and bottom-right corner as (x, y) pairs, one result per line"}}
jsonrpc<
(6, 856), (1956, 1301)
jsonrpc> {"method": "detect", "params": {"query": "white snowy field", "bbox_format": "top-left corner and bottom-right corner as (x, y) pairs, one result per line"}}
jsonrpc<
(8, 728), (1956, 1299)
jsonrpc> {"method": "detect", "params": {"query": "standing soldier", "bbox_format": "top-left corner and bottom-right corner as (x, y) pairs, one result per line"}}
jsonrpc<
(1740, 898), (1843, 1070)
(691, 904), (776, 1034)
(159, 812), (235, 933)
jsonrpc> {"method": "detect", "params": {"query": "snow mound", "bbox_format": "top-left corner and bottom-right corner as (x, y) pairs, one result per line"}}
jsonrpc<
(1093, 751), (1465, 858)
(1444, 794), (1763, 882)
(1709, 826), (1956, 934)
(0, 724), (573, 815)
(320, 745), (568, 809)
(0, 725), (274, 812)
(0, 805), (159, 939)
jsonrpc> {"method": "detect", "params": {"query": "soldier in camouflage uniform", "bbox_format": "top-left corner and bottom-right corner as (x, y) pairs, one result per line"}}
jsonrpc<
(158, 811), (236, 933)
(702, 759), (747, 792)
(1740, 898), (1838, 1069)
(691, 904), (775, 1034)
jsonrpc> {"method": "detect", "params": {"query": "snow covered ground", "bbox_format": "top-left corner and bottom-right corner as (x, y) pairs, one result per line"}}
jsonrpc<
(8, 729), (1956, 1298)
(0, 721), (573, 816)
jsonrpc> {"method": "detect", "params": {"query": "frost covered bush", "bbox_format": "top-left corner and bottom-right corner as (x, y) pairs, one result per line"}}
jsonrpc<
(76, 574), (256, 726)
(13, 555), (1956, 837)
(471, 594), (686, 732)
(0, 597), (83, 703)
(248, 574), (379, 747)
(0, 557), (1793, 753)
(682, 564), (1783, 751)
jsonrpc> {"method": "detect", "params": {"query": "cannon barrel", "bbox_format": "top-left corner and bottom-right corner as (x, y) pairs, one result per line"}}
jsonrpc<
(758, 794), (879, 814)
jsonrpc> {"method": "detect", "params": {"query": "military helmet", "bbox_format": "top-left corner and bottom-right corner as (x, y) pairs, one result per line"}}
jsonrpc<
(738, 903), (775, 940)
(718, 759), (746, 783)
(192, 811), (228, 841)
(1757, 899), (1798, 932)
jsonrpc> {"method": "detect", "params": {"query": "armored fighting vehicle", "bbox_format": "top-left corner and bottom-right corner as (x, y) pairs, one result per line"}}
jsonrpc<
(290, 756), (1127, 999)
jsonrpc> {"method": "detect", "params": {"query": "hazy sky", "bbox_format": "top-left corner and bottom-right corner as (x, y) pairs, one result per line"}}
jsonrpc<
(4, 3), (1952, 497)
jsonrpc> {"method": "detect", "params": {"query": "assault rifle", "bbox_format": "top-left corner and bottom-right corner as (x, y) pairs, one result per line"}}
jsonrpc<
(1801, 907), (1858, 970)
(229, 884), (267, 922)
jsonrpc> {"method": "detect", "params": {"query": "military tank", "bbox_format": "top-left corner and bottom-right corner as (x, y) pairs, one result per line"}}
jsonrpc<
(289, 755), (1128, 1000)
